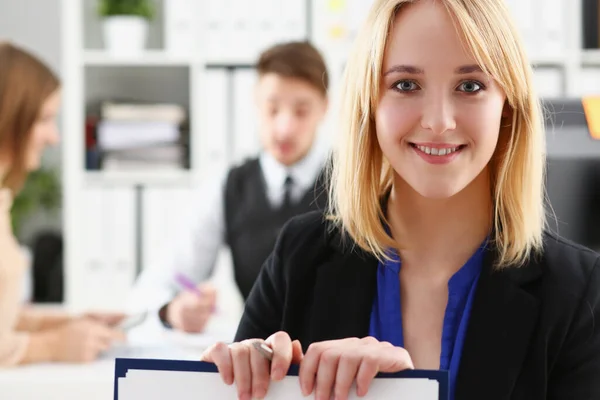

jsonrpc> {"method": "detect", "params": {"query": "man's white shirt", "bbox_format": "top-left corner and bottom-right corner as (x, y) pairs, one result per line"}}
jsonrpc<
(127, 145), (328, 313)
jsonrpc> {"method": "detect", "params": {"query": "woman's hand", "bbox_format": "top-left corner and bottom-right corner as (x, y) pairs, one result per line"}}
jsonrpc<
(200, 331), (304, 400)
(46, 318), (126, 363)
(299, 336), (414, 400)
(82, 311), (127, 327)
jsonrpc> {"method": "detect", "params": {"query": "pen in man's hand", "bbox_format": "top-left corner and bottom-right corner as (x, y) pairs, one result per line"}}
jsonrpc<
(174, 272), (218, 313)
(175, 273), (204, 297)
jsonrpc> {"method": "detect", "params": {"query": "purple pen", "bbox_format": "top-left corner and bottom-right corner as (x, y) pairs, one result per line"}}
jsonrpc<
(174, 272), (217, 313)
(175, 272), (204, 297)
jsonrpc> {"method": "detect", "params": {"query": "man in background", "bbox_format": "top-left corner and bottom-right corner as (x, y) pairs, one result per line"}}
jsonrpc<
(128, 41), (330, 333)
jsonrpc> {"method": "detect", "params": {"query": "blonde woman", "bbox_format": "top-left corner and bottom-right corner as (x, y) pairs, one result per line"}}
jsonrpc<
(201, 0), (600, 399)
(0, 42), (126, 366)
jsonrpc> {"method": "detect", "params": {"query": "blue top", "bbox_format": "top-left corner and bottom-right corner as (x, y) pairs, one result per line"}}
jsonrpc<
(368, 241), (486, 400)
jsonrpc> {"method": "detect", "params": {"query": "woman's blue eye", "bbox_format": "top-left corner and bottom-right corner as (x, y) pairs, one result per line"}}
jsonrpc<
(395, 80), (418, 91)
(458, 81), (482, 93)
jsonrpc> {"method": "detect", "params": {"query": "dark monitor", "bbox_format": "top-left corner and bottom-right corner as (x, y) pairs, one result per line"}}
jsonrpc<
(543, 99), (600, 252)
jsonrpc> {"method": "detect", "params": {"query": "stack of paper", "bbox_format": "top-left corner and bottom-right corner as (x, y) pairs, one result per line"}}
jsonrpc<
(114, 359), (448, 399)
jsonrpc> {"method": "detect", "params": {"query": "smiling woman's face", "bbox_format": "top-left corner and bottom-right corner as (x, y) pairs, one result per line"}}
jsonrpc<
(376, 0), (507, 199)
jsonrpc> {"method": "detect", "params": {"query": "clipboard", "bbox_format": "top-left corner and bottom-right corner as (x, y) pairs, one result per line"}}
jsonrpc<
(114, 357), (449, 399)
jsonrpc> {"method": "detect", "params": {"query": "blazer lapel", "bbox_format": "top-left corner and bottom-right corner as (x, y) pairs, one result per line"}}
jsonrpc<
(455, 248), (542, 400)
(306, 233), (379, 345)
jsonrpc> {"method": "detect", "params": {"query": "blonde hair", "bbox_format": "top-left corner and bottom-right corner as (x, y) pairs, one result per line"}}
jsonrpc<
(328, 0), (546, 268)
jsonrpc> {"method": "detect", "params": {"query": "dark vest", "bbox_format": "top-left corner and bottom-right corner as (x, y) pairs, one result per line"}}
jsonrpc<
(224, 158), (328, 300)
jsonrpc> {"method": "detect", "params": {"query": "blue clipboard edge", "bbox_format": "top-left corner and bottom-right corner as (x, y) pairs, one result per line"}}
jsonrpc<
(114, 357), (449, 400)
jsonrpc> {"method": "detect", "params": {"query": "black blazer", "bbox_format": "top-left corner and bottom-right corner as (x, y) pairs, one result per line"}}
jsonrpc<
(235, 211), (600, 400)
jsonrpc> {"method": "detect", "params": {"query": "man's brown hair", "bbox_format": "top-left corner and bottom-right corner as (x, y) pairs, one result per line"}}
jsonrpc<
(0, 42), (60, 193)
(256, 41), (329, 96)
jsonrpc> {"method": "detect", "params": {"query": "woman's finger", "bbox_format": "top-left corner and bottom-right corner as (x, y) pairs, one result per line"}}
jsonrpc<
(200, 342), (234, 385)
(314, 348), (341, 400)
(291, 339), (304, 363)
(298, 342), (325, 395)
(379, 346), (414, 372)
(92, 338), (111, 355)
(355, 352), (380, 397)
(230, 343), (253, 400)
(333, 351), (361, 400)
(266, 331), (293, 381)
(249, 340), (271, 399)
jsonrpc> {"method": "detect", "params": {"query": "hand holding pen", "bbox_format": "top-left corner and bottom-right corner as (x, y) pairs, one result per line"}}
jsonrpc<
(165, 273), (217, 333)
(201, 334), (414, 400)
(200, 331), (304, 400)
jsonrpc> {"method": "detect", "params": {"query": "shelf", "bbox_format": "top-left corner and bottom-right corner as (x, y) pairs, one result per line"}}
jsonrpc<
(205, 59), (257, 69)
(83, 50), (193, 66)
(582, 50), (600, 67)
(530, 55), (567, 67)
(206, 61), (256, 69)
(83, 170), (193, 187)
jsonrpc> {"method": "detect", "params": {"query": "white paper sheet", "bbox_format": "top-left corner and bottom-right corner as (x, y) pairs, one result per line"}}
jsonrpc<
(116, 366), (442, 399)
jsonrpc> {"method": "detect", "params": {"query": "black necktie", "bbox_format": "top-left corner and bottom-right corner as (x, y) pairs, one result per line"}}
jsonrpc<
(282, 175), (294, 210)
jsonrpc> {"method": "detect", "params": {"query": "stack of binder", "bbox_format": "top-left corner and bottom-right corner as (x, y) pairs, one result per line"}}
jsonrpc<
(96, 101), (189, 172)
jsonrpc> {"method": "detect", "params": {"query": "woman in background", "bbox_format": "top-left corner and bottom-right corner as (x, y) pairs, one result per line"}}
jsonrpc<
(0, 42), (125, 366)
(201, 0), (600, 399)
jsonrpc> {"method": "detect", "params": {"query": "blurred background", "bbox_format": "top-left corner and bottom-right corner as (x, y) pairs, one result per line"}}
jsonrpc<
(2, 0), (600, 313)
(0, 0), (599, 355)
(1, 0), (600, 399)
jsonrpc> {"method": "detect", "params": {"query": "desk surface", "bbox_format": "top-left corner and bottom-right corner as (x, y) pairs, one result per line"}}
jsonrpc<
(0, 312), (238, 400)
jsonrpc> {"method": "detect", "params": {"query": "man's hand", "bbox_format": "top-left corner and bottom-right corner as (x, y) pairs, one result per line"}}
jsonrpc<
(166, 283), (217, 333)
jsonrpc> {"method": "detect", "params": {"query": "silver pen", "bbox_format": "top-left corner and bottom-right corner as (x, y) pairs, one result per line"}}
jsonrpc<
(252, 341), (274, 361)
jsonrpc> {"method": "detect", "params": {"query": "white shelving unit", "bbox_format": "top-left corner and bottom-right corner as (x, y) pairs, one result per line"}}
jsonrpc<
(61, 0), (312, 310)
(61, 0), (600, 310)
(82, 50), (193, 66)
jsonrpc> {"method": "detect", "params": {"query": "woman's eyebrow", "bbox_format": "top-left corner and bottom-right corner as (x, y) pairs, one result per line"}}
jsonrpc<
(383, 65), (424, 76)
(383, 64), (483, 76)
(455, 64), (483, 74)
